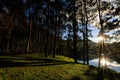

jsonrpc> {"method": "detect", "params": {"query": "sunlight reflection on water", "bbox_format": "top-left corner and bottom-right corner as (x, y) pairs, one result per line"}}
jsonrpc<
(78, 58), (120, 72)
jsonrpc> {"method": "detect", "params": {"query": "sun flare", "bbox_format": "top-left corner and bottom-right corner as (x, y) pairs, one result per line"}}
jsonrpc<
(97, 36), (104, 42)
(101, 58), (107, 66)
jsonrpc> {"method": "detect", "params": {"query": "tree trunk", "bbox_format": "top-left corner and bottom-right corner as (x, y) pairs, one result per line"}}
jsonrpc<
(6, 31), (11, 51)
(27, 16), (32, 53)
(83, 30), (86, 64)
(45, 0), (50, 57)
(73, 0), (77, 63)
(53, 10), (58, 58)
(96, 0), (104, 68)
(27, 0), (32, 53)
(45, 30), (48, 57)
(82, 2), (86, 64)
(84, 0), (89, 65)
(6, 15), (14, 52)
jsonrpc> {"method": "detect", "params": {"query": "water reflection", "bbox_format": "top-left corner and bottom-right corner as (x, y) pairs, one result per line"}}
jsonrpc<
(78, 58), (120, 72)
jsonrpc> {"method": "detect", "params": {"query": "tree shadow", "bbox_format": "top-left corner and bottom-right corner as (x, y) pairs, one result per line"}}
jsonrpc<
(97, 67), (120, 80)
(70, 76), (82, 80)
(0, 55), (72, 68)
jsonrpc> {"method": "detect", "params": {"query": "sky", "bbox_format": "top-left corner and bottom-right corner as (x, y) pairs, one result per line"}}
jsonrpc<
(89, 26), (120, 43)
(88, 27), (100, 43)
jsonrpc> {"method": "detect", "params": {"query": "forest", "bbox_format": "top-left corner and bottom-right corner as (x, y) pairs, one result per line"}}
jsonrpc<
(0, 0), (120, 80)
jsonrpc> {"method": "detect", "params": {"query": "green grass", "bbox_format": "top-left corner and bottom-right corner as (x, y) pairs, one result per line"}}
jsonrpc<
(0, 54), (120, 80)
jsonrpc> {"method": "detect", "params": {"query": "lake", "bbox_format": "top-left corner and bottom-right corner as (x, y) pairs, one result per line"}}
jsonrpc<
(78, 58), (120, 72)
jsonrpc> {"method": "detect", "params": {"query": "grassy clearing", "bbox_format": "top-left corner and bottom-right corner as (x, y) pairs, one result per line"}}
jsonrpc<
(0, 54), (120, 80)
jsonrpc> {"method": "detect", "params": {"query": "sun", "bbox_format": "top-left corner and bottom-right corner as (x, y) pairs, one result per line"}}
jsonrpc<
(97, 36), (104, 42)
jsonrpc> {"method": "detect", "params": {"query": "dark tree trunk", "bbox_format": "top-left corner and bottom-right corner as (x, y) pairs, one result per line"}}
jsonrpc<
(82, 7), (86, 64)
(53, 23), (57, 58)
(81, 1), (86, 64)
(85, 26), (89, 65)
(81, 0), (89, 65)
(83, 30), (86, 64)
(53, 9), (58, 58)
(53, 29), (56, 58)
(6, 30), (11, 51)
(27, 15), (32, 53)
(45, 30), (48, 57)
(96, 0), (104, 68)
(84, 0), (89, 65)
(45, 0), (50, 57)
(6, 15), (14, 52)
(73, 0), (77, 63)
(27, 0), (32, 53)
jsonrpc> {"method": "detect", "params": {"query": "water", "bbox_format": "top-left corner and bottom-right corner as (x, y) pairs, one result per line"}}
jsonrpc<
(78, 58), (120, 72)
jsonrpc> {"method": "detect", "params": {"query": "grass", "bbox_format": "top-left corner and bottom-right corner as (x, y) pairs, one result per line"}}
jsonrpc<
(0, 53), (120, 80)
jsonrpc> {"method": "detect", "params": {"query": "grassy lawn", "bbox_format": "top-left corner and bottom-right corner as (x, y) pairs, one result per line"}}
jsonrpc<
(0, 54), (120, 80)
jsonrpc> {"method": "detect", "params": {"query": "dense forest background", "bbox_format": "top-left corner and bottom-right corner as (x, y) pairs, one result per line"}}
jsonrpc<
(0, 0), (120, 63)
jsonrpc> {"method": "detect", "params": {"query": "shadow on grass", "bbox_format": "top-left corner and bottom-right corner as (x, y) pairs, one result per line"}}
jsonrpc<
(70, 76), (82, 80)
(0, 55), (73, 68)
(96, 67), (120, 80)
